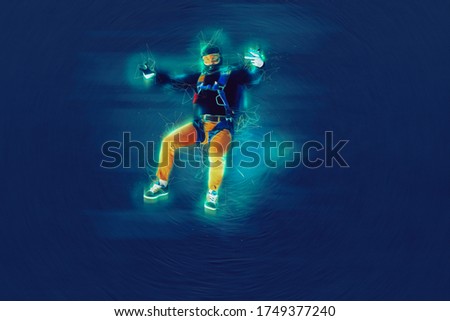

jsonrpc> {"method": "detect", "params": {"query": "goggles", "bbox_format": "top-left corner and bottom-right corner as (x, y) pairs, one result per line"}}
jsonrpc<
(202, 53), (221, 66)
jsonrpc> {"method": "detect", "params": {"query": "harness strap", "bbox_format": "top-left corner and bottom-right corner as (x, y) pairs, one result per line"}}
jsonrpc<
(196, 69), (233, 118)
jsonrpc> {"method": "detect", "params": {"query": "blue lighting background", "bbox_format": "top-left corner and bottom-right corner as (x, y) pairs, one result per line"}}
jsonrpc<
(1, 0), (449, 299)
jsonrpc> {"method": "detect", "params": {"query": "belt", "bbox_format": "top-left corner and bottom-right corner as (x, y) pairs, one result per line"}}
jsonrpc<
(202, 114), (230, 122)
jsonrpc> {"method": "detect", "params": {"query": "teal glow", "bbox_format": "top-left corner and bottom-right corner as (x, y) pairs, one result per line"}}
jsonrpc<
(244, 47), (266, 71)
(204, 204), (217, 211)
(143, 72), (155, 80)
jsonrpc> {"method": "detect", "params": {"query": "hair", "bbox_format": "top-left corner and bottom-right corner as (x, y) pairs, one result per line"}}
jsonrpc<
(201, 45), (221, 57)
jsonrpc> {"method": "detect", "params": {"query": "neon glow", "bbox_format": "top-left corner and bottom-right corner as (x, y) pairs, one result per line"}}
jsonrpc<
(143, 72), (155, 80)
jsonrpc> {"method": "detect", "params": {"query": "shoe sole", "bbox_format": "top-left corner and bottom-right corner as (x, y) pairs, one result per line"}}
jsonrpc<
(143, 192), (168, 200)
(204, 203), (217, 211)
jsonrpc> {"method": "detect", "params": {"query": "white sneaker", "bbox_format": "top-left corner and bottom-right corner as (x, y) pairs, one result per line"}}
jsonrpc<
(204, 189), (218, 210)
(143, 181), (168, 200)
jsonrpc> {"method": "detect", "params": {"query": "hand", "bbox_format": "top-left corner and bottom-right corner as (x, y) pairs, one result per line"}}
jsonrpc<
(244, 49), (264, 68)
(139, 62), (155, 79)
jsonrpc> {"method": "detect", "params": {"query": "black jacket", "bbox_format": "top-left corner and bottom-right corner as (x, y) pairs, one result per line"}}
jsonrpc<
(155, 66), (263, 119)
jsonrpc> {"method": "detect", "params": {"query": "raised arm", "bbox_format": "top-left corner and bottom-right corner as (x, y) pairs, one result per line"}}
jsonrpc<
(240, 49), (265, 85)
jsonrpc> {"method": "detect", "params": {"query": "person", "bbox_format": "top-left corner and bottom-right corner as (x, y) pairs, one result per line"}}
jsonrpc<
(141, 45), (265, 210)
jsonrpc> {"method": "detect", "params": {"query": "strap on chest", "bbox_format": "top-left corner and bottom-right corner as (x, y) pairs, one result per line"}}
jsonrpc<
(196, 69), (232, 118)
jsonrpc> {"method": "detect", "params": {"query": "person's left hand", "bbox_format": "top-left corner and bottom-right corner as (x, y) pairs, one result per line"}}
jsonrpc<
(245, 50), (264, 68)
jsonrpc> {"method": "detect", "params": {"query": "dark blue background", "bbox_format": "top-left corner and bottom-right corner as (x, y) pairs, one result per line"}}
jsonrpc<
(1, 0), (449, 300)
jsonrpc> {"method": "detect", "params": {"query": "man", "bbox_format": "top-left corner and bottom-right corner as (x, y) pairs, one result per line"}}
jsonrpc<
(141, 45), (265, 210)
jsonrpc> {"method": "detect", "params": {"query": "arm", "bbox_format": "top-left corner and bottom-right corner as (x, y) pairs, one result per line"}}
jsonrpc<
(237, 50), (265, 85)
(140, 63), (199, 90)
(241, 49), (265, 85)
(245, 66), (264, 85)
(158, 71), (200, 91)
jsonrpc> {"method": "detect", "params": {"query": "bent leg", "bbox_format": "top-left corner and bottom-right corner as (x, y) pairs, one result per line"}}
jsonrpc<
(208, 129), (232, 191)
(157, 123), (197, 182)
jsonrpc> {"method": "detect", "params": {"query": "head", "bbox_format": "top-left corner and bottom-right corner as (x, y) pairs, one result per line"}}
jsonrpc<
(201, 45), (222, 71)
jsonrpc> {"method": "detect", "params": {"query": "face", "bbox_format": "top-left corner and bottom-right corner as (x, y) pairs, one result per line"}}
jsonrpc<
(202, 53), (221, 66)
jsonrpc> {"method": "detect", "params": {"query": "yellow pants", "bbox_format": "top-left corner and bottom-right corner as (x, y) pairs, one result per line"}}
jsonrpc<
(156, 121), (232, 191)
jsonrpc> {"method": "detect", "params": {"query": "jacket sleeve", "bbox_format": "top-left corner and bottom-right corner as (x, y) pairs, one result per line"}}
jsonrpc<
(155, 70), (200, 91)
(234, 65), (264, 86)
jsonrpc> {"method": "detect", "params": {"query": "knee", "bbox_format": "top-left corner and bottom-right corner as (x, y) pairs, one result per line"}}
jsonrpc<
(208, 155), (224, 168)
(210, 131), (231, 154)
(161, 135), (175, 151)
(209, 145), (223, 157)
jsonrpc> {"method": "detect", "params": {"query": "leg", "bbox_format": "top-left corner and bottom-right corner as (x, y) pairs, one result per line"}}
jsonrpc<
(156, 123), (197, 182)
(207, 129), (232, 191)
